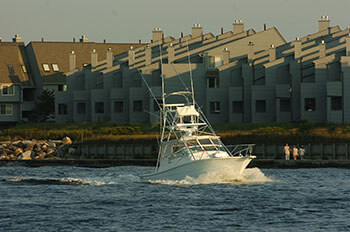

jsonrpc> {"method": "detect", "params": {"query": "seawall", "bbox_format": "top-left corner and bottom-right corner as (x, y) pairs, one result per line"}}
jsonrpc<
(1, 159), (350, 168)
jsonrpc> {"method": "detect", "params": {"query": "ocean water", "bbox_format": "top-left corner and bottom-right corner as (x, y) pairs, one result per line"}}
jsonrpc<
(0, 165), (349, 232)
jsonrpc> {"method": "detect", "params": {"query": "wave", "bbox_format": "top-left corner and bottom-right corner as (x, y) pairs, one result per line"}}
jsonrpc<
(1, 177), (116, 186)
(148, 168), (274, 186)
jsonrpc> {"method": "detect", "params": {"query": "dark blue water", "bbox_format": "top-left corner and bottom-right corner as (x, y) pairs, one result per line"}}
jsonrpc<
(0, 165), (349, 232)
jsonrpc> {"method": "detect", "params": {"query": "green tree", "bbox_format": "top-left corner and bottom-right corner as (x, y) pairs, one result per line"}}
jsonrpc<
(29, 89), (55, 122)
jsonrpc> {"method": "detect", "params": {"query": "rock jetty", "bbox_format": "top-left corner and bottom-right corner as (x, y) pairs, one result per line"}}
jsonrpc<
(0, 137), (75, 161)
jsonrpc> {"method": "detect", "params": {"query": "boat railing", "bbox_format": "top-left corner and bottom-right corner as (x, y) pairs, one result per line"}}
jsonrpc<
(226, 144), (255, 157)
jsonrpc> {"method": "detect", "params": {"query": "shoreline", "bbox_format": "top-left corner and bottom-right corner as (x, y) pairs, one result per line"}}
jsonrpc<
(1, 159), (350, 169)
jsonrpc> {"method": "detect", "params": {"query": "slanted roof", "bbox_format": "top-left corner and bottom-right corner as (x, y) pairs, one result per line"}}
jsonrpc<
(28, 41), (145, 76)
(0, 42), (33, 87)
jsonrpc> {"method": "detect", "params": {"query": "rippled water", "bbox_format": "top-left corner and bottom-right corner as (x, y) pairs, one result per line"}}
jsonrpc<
(0, 164), (349, 231)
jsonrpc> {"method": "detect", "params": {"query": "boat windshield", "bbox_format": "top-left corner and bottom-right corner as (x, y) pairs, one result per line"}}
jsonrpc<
(170, 138), (225, 159)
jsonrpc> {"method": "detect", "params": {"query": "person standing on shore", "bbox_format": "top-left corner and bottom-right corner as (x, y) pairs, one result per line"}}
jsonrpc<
(299, 145), (305, 160)
(292, 146), (299, 160)
(283, 143), (292, 160)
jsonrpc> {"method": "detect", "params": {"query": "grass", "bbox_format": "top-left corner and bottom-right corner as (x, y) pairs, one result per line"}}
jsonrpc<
(1, 121), (350, 145)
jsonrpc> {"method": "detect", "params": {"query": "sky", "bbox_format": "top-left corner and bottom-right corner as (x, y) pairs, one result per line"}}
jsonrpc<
(1, 0), (349, 44)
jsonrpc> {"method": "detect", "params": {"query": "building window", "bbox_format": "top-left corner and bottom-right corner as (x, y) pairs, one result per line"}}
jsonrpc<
(154, 99), (162, 112)
(58, 84), (67, 92)
(256, 100), (266, 113)
(52, 64), (59, 72)
(305, 98), (316, 112)
(114, 101), (123, 113)
(0, 104), (13, 115)
(21, 65), (27, 73)
(232, 101), (243, 113)
(95, 102), (104, 114)
(280, 99), (291, 112)
(77, 103), (86, 114)
(208, 76), (219, 88)
(58, 104), (67, 115)
(210, 101), (220, 114)
(133, 100), (143, 112)
(8, 65), (15, 74)
(1, 85), (14, 96)
(331, 97), (342, 111)
(43, 64), (50, 72)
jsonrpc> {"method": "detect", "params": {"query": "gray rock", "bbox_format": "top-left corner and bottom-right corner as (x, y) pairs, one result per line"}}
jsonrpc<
(18, 151), (33, 160)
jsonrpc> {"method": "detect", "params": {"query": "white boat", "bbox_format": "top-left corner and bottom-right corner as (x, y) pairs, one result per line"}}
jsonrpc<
(140, 91), (256, 181)
(139, 45), (255, 181)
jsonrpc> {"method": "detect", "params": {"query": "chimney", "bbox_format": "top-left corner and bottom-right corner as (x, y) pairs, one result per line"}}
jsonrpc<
(12, 34), (21, 42)
(91, 49), (98, 67)
(181, 32), (184, 38)
(128, 46), (135, 66)
(69, 51), (76, 71)
(192, 24), (203, 38)
(152, 28), (164, 42)
(73, 38), (76, 42)
(103, 39), (106, 43)
(139, 39), (141, 44)
(167, 43), (175, 63)
(223, 48), (230, 64)
(264, 24), (267, 31)
(269, 44), (276, 62)
(41, 37), (44, 42)
(319, 40), (326, 57)
(145, 45), (152, 65)
(345, 36), (350, 56)
(248, 41), (254, 62)
(0, 37), (2, 42)
(221, 27), (224, 35)
(318, 16), (330, 32)
(106, 48), (113, 68)
(80, 35), (88, 43)
(233, 20), (244, 35)
(294, 37), (302, 59)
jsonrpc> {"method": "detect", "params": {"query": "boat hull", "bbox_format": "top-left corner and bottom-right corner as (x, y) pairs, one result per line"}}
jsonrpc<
(141, 156), (255, 181)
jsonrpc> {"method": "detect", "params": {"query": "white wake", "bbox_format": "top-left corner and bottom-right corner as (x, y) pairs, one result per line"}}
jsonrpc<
(148, 168), (274, 186)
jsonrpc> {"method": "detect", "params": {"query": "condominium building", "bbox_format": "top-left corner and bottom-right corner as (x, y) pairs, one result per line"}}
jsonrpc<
(56, 17), (350, 124)
(0, 35), (35, 126)
(0, 35), (144, 125)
